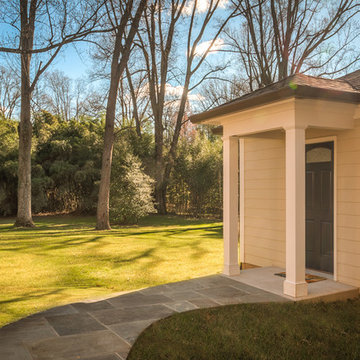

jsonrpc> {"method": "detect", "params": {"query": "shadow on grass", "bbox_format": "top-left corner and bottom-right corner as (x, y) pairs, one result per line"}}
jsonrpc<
(0, 235), (105, 252)
(0, 224), (222, 253)
(111, 248), (157, 266)
(0, 288), (65, 306)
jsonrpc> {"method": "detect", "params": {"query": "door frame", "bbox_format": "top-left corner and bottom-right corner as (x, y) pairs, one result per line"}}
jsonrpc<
(305, 136), (337, 280)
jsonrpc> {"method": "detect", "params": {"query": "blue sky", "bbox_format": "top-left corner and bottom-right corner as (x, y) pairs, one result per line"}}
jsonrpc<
(53, 43), (92, 80)
(0, 20), (94, 80)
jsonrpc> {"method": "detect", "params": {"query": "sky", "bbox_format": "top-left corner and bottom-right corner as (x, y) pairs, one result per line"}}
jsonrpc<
(0, 0), (231, 93)
(53, 43), (91, 80)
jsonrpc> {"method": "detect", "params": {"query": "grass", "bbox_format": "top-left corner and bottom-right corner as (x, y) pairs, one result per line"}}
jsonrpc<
(128, 299), (360, 360)
(0, 215), (223, 327)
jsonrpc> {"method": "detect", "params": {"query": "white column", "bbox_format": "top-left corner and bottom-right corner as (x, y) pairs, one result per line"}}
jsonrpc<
(223, 135), (240, 276)
(239, 138), (245, 265)
(283, 126), (308, 297)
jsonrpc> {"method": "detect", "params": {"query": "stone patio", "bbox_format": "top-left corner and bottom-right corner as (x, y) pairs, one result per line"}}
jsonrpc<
(0, 274), (288, 360)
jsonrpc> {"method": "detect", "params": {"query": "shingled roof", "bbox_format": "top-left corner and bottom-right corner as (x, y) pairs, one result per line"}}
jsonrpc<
(339, 70), (360, 90)
(190, 71), (360, 124)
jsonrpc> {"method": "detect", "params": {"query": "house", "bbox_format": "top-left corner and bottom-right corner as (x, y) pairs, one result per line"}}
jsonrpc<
(190, 70), (360, 298)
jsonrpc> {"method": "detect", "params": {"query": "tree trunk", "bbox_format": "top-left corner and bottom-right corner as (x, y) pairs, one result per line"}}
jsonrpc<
(96, 79), (118, 230)
(15, 17), (34, 227)
(96, 0), (147, 230)
(15, 91), (34, 227)
(154, 112), (166, 214)
(155, 179), (167, 215)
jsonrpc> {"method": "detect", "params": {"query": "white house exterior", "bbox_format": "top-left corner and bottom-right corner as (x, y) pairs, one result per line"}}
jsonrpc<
(191, 71), (360, 298)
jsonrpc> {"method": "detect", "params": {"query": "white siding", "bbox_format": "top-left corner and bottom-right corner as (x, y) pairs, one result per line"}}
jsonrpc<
(242, 122), (360, 288)
(244, 137), (286, 267)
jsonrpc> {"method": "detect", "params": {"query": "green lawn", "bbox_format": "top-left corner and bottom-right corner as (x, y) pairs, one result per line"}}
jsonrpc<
(0, 215), (222, 327)
(128, 299), (360, 360)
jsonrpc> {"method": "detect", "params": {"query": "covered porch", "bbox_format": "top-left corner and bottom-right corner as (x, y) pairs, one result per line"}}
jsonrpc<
(223, 98), (356, 298)
(191, 75), (360, 299)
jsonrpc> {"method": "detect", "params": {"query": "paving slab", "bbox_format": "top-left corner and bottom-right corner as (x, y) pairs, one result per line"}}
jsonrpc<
(164, 290), (206, 301)
(78, 354), (121, 360)
(30, 305), (78, 319)
(188, 298), (221, 308)
(45, 313), (106, 336)
(107, 293), (173, 308)
(0, 342), (33, 360)
(27, 330), (129, 360)
(72, 300), (115, 313)
(165, 300), (199, 312)
(0, 317), (58, 344)
(109, 319), (154, 345)
(196, 285), (249, 299)
(91, 304), (176, 325)
(1, 273), (289, 360)
(164, 279), (206, 291)
(139, 284), (171, 295)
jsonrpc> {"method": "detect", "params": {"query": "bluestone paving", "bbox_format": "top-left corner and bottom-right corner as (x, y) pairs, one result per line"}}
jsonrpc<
(0, 341), (33, 360)
(91, 304), (176, 325)
(30, 305), (78, 319)
(78, 355), (122, 360)
(45, 313), (106, 336)
(109, 319), (154, 345)
(27, 330), (130, 360)
(188, 297), (220, 308)
(165, 300), (198, 312)
(196, 285), (249, 299)
(107, 293), (173, 307)
(71, 300), (115, 313)
(164, 290), (207, 301)
(0, 318), (58, 343)
(0, 274), (287, 359)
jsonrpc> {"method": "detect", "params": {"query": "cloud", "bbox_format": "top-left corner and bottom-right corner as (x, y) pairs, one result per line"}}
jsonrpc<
(165, 83), (184, 97)
(182, 0), (228, 15)
(194, 38), (224, 57)
(165, 83), (204, 101)
(137, 83), (204, 103)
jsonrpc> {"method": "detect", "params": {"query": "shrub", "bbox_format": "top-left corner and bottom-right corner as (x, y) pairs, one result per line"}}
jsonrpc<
(110, 153), (155, 224)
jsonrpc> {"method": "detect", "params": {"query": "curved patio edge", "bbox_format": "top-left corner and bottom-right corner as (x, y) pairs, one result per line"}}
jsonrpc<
(0, 274), (288, 360)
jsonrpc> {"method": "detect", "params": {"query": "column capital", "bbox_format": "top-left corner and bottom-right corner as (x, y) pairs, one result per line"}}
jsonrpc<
(222, 135), (238, 141)
(283, 124), (307, 131)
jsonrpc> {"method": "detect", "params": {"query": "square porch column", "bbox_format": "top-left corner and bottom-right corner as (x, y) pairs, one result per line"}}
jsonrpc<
(223, 135), (240, 276)
(283, 126), (308, 297)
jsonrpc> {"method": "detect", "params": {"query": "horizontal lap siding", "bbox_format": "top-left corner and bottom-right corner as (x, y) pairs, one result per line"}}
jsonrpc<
(337, 120), (360, 287)
(244, 137), (286, 268)
(243, 122), (360, 288)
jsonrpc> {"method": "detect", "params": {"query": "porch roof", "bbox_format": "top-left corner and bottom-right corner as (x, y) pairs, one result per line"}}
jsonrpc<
(191, 72), (360, 125)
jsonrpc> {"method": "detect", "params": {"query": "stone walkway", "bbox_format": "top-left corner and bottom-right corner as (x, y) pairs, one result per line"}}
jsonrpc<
(0, 274), (288, 360)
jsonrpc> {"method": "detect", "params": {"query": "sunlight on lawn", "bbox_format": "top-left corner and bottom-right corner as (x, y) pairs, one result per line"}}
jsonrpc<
(0, 215), (223, 327)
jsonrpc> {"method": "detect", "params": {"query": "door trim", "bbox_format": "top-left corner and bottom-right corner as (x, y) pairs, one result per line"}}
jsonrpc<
(306, 136), (337, 280)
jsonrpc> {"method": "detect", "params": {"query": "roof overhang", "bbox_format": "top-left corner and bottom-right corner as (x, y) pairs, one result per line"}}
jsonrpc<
(191, 85), (360, 125)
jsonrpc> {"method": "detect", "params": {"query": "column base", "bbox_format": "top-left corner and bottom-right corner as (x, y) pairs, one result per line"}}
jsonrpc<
(283, 280), (308, 298)
(223, 264), (240, 276)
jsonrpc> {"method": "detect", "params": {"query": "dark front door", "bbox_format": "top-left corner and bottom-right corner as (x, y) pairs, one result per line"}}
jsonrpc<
(306, 142), (334, 273)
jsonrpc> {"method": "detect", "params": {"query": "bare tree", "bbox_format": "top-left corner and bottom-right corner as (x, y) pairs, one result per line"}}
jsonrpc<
(198, 77), (249, 111)
(74, 80), (107, 120)
(45, 71), (72, 121)
(226, 0), (360, 90)
(137, 0), (239, 214)
(114, 64), (150, 137)
(96, 0), (148, 230)
(0, 65), (20, 119)
(0, 0), (107, 226)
